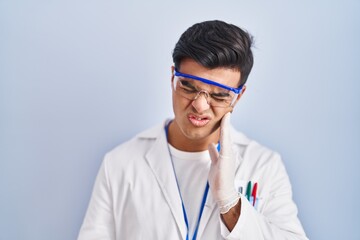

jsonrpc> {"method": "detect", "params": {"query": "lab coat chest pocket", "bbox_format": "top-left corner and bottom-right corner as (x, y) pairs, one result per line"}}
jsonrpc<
(234, 179), (264, 211)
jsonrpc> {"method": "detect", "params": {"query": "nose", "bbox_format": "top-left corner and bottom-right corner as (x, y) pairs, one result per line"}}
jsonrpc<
(192, 91), (210, 112)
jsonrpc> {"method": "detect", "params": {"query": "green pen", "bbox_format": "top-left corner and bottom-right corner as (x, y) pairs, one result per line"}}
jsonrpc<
(246, 181), (252, 201)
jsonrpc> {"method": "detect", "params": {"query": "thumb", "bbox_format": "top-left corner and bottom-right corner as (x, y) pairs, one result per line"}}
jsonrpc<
(208, 143), (219, 165)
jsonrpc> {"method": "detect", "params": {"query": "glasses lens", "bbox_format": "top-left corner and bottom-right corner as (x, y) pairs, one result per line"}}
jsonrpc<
(173, 76), (237, 107)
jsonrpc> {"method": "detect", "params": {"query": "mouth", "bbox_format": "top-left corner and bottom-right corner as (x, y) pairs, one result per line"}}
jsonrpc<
(188, 114), (210, 127)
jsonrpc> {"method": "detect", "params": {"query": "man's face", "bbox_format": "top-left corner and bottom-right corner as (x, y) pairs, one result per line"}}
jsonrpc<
(171, 58), (243, 145)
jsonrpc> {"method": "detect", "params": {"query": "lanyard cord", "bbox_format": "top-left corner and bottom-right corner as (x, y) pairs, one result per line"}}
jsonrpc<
(165, 122), (212, 240)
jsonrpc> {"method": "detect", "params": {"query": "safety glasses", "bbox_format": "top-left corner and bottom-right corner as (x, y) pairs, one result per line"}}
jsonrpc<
(173, 69), (243, 107)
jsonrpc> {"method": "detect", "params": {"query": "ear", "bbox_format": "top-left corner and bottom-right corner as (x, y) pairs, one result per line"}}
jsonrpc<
(171, 66), (176, 91)
(230, 85), (247, 111)
(171, 66), (175, 83)
(240, 85), (246, 96)
(237, 85), (246, 100)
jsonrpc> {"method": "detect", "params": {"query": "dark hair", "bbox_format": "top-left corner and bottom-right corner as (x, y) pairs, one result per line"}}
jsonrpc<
(172, 20), (254, 86)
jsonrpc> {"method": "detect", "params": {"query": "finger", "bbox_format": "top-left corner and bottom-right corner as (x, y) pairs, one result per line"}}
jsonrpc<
(208, 143), (219, 165)
(220, 112), (231, 155)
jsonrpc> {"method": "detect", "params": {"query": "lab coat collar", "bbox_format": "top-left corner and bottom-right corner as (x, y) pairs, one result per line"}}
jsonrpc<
(137, 119), (251, 147)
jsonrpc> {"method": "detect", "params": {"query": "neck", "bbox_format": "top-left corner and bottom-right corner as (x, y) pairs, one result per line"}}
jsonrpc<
(167, 120), (220, 152)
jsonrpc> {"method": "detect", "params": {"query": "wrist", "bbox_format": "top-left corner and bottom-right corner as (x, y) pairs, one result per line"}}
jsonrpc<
(216, 190), (239, 214)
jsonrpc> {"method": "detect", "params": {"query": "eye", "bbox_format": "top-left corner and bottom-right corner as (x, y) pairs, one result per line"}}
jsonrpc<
(179, 80), (197, 93)
(210, 92), (232, 102)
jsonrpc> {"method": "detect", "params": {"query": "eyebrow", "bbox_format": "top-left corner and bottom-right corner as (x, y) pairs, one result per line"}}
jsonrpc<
(180, 79), (197, 89)
(180, 77), (231, 97)
(211, 92), (231, 97)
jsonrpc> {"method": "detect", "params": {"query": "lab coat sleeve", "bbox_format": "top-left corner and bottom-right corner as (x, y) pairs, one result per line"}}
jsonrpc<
(220, 154), (308, 240)
(78, 156), (116, 240)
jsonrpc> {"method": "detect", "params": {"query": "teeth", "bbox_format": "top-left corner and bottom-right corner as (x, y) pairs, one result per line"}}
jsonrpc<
(196, 117), (202, 120)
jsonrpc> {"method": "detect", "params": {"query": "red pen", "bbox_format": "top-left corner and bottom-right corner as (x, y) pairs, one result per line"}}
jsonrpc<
(251, 182), (258, 206)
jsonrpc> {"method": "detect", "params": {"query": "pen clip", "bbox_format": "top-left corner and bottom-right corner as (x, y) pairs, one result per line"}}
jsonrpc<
(246, 181), (252, 201)
(251, 182), (258, 206)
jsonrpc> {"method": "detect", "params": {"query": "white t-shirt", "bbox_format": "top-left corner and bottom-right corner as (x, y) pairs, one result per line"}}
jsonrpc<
(168, 144), (211, 238)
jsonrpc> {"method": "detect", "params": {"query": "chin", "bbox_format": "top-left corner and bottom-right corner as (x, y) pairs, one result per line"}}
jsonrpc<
(181, 124), (218, 141)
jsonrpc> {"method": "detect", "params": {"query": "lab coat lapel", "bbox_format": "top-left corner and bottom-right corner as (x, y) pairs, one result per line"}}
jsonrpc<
(196, 189), (217, 239)
(144, 127), (187, 240)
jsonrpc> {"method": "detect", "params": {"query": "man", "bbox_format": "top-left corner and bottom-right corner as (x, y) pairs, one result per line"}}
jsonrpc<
(78, 20), (308, 239)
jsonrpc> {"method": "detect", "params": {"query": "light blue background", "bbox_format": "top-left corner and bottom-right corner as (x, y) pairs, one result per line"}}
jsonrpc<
(1, 1), (359, 239)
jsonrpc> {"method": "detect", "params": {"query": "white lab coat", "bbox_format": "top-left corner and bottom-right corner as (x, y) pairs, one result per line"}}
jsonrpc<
(78, 120), (308, 240)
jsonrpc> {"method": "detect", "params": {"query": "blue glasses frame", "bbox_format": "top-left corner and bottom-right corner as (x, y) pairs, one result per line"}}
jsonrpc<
(174, 69), (243, 94)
